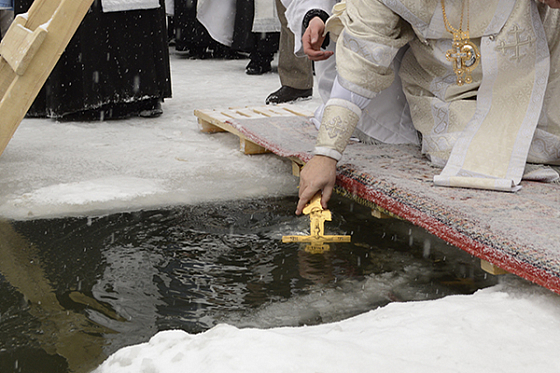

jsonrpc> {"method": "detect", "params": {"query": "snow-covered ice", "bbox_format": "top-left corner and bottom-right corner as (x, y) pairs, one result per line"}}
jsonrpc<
(1, 52), (559, 373)
(0, 56), (303, 220)
(94, 277), (560, 373)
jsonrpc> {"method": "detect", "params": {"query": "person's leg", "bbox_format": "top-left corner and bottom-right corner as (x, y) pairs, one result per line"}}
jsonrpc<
(246, 31), (279, 75)
(174, 0), (215, 57)
(266, 0), (313, 104)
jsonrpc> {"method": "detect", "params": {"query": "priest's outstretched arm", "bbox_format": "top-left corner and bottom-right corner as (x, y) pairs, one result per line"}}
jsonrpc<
(296, 78), (371, 215)
(296, 0), (413, 214)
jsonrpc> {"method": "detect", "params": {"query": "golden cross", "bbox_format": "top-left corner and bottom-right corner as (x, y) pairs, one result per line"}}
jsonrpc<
(445, 38), (480, 86)
(282, 193), (351, 254)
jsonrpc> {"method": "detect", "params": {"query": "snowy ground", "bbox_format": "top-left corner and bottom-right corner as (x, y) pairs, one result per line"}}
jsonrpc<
(1, 52), (560, 373)
(0, 54), (305, 220)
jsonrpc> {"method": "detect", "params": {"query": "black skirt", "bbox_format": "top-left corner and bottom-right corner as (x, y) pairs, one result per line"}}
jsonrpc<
(15, 0), (172, 119)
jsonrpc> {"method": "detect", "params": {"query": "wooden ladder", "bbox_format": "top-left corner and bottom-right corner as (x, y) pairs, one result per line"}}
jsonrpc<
(0, 0), (94, 157)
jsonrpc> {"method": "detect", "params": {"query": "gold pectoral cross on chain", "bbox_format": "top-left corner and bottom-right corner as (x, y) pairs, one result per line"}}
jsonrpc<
(441, 0), (480, 86)
(446, 32), (480, 86)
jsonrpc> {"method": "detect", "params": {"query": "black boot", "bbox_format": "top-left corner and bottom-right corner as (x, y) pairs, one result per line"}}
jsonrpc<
(265, 86), (313, 104)
(246, 52), (272, 75)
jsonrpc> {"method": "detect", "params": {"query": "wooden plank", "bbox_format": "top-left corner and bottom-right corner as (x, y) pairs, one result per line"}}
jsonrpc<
(194, 108), (269, 155)
(291, 159), (303, 176)
(197, 118), (226, 133)
(195, 108), (235, 123)
(195, 106), (315, 157)
(240, 138), (269, 154)
(280, 106), (315, 117)
(371, 209), (391, 219)
(252, 106), (294, 117)
(219, 110), (250, 120)
(0, 59), (14, 100)
(26, 0), (64, 28)
(0, 15), (48, 75)
(194, 109), (239, 134)
(481, 259), (509, 275)
(233, 107), (267, 119)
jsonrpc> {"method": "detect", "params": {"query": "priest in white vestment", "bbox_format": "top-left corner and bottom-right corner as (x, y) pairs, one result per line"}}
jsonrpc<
(296, 0), (560, 214)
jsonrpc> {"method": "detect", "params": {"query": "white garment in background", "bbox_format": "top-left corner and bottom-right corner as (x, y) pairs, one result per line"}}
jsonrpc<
(101, 0), (160, 13)
(165, 0), (173, 16)
(253, 0), (281, 33)
(197, 0), (236, 46)
(197, 0), (280, 47)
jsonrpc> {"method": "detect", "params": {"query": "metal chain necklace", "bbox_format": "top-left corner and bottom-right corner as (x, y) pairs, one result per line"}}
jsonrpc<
(441, 0), (480, 86)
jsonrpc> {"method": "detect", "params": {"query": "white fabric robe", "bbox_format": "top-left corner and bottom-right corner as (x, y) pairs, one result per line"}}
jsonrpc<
(101, 0), (160, 13)
(197, 0), (280, 47)
(165, 0), (173, 16)
(325, 0), (560, 191)
(282, 0), (419, 145)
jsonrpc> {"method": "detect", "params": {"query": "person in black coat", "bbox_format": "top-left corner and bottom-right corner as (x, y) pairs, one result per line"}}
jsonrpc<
(15, 0), (172, 120)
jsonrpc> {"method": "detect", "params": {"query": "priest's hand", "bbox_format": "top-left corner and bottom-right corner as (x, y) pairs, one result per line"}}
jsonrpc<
(302, 17), (334, 61)
(539, 0), (560, 8)
(296, 155), (338, 215)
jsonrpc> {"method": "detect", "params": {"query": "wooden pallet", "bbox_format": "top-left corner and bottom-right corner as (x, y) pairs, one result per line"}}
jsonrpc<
(194, 105), (314, 156)
(0, 0), (94, 158)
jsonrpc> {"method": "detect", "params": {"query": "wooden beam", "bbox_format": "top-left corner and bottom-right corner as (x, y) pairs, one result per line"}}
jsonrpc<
(0, 15), (48, 75)
(481, 259), (509, 275)
(291, 159), (304, 176)
(197, 118), (226, 133)
(240, 138), (269, 155)
(371, 209), (392, 219)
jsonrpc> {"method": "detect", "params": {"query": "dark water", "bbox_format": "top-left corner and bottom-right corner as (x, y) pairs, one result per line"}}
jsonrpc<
(0, 195), (497, 373)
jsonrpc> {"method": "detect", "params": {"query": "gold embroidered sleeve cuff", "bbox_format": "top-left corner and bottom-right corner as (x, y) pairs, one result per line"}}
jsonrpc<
(314, 98), (361, 161)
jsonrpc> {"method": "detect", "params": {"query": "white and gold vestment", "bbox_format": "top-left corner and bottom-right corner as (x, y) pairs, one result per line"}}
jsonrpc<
(320, 0), (560, 191)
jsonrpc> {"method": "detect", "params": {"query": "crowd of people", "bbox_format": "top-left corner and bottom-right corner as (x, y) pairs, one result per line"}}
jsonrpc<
(4, 0), (171, 120)
(4, 0), (560, 213)
(0, 0), (314, 120)
(174, 0), (314, 103)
